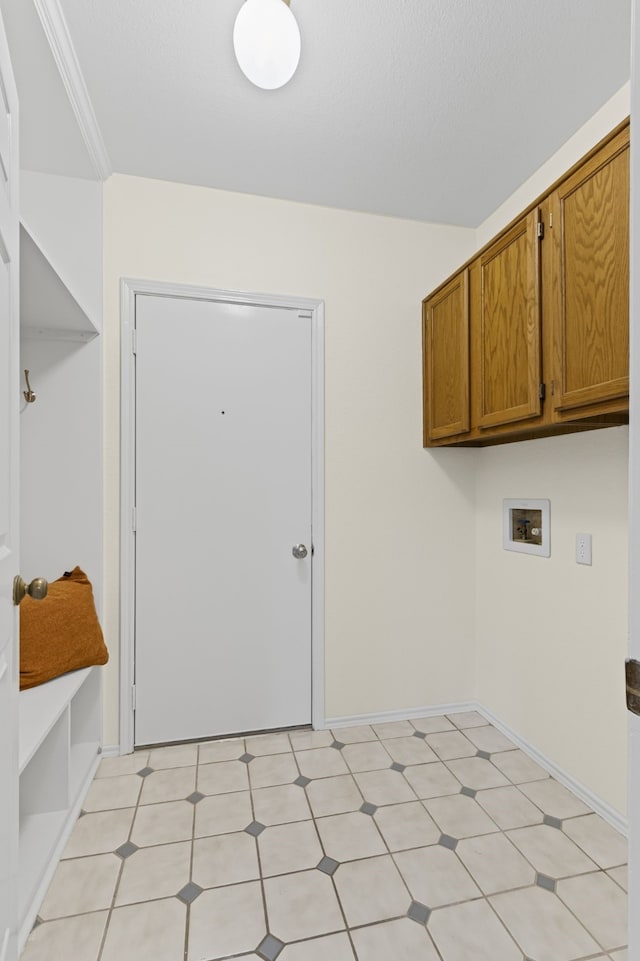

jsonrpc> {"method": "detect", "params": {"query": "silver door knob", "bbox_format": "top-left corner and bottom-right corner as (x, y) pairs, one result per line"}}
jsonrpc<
(13, 575), (48, 606)
(292, 544), (308, 559)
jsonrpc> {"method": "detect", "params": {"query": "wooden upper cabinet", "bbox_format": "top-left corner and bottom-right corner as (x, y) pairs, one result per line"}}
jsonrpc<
(421, 120), (629, 448)
(474, 210), (542, 430)
(423, 270), (469, 443)
(550, 126), (629, 416)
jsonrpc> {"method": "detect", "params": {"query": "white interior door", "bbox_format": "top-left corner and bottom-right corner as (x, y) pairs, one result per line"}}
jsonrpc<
(0, 13), (19, 961)
(134, 294), (313, 745)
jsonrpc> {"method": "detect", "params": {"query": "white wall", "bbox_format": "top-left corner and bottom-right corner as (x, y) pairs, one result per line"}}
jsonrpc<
(20, 171), (103, 330)
(474, 86), (631, 817)
(19, 172), (103, 611)
(102, 176), (477, 745)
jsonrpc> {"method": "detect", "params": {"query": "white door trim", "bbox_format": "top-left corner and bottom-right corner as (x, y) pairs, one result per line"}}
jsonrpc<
(119, 278), (325, 754)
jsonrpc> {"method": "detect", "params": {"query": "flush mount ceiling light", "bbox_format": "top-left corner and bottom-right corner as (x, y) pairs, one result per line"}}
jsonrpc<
(233, 0), (301, 90)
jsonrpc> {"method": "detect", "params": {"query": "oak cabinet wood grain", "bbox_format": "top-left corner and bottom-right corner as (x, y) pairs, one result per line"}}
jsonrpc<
(422, 120), (629, 448)
(422, 270), (469, 443)
(550, 125), (629, 420)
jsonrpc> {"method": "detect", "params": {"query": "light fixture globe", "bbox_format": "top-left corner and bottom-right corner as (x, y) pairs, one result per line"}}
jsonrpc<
(233, 0), (301, 90)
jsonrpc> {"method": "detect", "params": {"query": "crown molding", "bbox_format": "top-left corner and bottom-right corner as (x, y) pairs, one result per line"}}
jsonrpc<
(33, 0), (112, 180)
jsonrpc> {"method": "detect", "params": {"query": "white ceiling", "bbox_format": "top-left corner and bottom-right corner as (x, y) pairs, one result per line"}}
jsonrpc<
(2, 0), (632, 227)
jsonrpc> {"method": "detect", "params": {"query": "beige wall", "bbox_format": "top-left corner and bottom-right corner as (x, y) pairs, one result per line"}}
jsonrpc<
(102, 177), (477, 744)
(474, 85), (630, 816)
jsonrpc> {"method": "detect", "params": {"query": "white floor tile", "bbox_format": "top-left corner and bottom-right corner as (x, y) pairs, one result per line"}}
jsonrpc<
(279, 932), (355, 960)
(562, 813), (628, 869)
(353, 769), (417, 805)
(374, 801), (441, 851)
(429, 898), (522, 961)
(394, 844), (481, 907)
(101, 898), (187, 961)
(188, 881), (266, 960)
(264, 870), (344, 941)
(83, 774), (142, 811)
(556, 871), (628, 951)
(296, 747), (349, 779)
(139, 766), (197, 805)
(475, 785), (544, 830)
(455, 832), (536, 894)
(21, 912), (108, 961)
(330, 725), (377, 744)
(192, 831), (260, 887)
(194, 790), (253, 837)
(252, 783), (312, 825)
(62, 808), (135, 859)
(258, 820), (324, 876)
(424, 794), (500, 838)
(333, 855), (410, 926)
(315, 811), (387, 861)
(507, 823), (598, 878)
(350, 917), (441, 960)
(490, 886), (600, 961)
(519, 778), (591, 819)
(39, 853), (120, 919)
(115, 840), (191, 905)
(130, 800), (194, 847)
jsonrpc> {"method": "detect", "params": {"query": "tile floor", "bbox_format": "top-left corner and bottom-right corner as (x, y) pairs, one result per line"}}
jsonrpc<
(22, 711), (628, 961)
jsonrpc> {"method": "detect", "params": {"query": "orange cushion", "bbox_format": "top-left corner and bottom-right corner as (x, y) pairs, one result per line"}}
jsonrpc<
(20, 566), (108, 690)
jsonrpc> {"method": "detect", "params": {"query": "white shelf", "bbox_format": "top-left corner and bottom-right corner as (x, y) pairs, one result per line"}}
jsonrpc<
(19, 667), (92, 774)
(18, 809), (67, 920)
(19, 225), (98, 342)
(18, 666), (102, 952)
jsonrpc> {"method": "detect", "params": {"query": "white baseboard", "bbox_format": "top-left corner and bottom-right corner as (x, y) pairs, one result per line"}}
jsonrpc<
(326, 700), (627, 838)
(100, 744), (121, 758)
(325, 701), (478, 729)
(475, 703), (628, 838)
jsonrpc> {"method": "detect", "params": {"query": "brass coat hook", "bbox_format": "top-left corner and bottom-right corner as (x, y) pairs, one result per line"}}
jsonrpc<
(23, 369), (36, 403)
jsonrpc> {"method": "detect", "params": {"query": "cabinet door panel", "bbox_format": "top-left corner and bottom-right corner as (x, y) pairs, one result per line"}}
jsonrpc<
(476, 211), (542, 429)
(552, 128), (629, 413)
(423, 271), (469, 442)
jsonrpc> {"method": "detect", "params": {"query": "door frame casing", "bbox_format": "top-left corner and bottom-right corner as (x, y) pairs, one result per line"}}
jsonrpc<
(119, 278), (325, 754)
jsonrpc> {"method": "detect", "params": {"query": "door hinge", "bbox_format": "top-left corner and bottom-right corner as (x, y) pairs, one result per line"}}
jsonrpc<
(536, 221), (545, 240)
(132, 329), (138, 355)
(131, 684), (137, 710)
(626, 659), (640, 715)
(539, 383), (546, 401)
(132, 506), (137, 532)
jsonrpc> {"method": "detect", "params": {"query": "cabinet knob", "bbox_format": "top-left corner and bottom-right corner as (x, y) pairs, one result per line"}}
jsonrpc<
(13, 575), (49, 606)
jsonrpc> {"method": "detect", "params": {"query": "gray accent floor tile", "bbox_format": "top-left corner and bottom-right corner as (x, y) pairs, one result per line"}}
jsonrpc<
(390, 762), (406, 772)
(535, 873), (556, 892)
(360, 802), (378, 815)
(439, 834), (458, 850)
(176, 882), (202, 904)
(407, 900), (431, 924)
(317, 856), (340, 876)
(476, 750), (491, 760)
(115, 841), (139, 859)
(245, 820), (266, 837)
(294, 775), (311, 788)
(332, 740), (345, 750)
(137, 767), (154, 777)
(544, 814), (563, 829)
(240, 753), (255, 764)
(460, 786), (477, 798)
(186, 791), (205, 804)
(257, 933), (286, 960)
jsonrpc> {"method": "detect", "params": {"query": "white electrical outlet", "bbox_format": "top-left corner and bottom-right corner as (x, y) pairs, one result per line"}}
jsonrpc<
(576, 533), (592, 566)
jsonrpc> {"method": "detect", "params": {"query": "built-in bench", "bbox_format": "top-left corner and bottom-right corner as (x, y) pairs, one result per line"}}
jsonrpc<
(18, 666), (101, 951)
